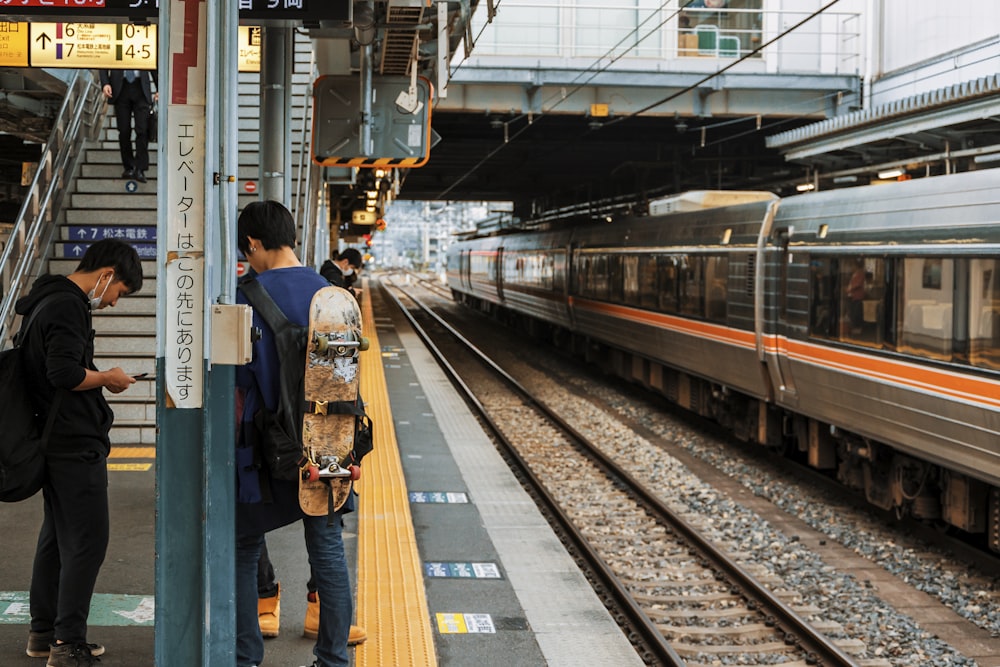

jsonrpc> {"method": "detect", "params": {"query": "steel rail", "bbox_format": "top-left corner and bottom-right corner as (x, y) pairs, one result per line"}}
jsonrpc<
(385, 276), (859, 667)
(381, 279), (684, 666)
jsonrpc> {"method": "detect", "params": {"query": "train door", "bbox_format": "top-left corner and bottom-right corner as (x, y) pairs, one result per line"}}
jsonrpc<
(771, 226), (799, 405)
(495, 246), (505, 303)
(459, 249), (470, 291)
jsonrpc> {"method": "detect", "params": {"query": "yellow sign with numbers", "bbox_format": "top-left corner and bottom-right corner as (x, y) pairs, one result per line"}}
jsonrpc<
(0, 23), (28, 67)
(31, 23), (156, 69)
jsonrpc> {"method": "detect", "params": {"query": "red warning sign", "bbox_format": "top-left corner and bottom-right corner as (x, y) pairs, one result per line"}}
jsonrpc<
(244, 181), (257, 193)
(236, 261), (248, 277)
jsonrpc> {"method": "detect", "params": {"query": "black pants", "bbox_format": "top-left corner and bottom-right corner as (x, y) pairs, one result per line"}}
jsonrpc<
(257, 538), (317, 599)
(29, 449), (110, 644)
(114, 79), (151, 172)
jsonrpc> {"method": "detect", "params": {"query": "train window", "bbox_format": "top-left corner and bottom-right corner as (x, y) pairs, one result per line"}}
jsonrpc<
(898, 257), (954, 360)
(679, 255), (705, 317)
(592, 254), (608, 299)
(623, 255), (640, 306)
(637, 255), (656, 308)
(659, 256), (680, 312)
(840, 257), (887, 347)
(608, 254), (624, 302)
(705, 255), (729, 322)
(968, 259), (1000, 370)
(809, 257), (838, 338)
(809, 256), (888, 347)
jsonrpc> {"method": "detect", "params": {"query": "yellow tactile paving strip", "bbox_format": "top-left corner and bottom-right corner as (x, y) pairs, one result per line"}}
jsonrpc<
(354, 286), (437, 667)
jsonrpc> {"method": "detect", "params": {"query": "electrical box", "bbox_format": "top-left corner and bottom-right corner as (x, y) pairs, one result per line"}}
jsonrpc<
(210, 304), (254, 365)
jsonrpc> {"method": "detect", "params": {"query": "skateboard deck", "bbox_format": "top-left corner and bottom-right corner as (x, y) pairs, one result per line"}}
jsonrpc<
(299, 286), (364, 515)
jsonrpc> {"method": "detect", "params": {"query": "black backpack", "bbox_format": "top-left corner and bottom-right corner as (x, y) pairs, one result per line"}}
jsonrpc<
(0, 295), (66, 502)
(239, 279), (373, 483)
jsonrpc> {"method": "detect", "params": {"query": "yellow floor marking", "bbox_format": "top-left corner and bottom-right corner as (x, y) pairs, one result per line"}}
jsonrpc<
(109, 447), (156, 459)
(108, 463), (153, 472)
(355, 283), (437, 667)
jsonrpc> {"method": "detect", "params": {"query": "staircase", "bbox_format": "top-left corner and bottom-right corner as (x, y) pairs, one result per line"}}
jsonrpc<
(50, 34), (316, 445)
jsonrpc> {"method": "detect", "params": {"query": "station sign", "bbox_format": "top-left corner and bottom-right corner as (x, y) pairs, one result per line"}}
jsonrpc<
(238, 25), (260, 73)
(0, 0), (350, 23)
(31, 22), (155, 68)
(0, 23), (28, 67)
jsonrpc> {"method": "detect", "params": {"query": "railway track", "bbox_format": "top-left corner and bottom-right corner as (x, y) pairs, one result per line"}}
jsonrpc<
(382, 275), (863, 667)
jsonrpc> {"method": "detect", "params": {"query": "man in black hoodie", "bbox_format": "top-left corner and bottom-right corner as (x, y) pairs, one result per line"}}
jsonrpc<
(15, 239), (143, 667)
(319, 248), (363, 293)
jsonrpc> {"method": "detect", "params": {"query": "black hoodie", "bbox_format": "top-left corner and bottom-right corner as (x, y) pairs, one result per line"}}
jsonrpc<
(14, 274), (114, 453)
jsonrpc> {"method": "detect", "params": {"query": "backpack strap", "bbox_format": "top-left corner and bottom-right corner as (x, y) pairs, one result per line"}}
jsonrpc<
(239, 277), (292, 336)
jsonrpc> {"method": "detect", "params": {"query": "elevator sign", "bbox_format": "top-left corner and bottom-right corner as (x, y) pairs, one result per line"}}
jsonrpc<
(31, 23), (155, 69)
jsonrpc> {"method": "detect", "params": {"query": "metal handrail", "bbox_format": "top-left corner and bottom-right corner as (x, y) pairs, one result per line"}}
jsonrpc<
(0, 69), (105, 346)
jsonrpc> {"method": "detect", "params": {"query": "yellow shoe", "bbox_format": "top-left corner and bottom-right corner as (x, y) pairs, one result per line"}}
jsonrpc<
(302, 594), (366, 646)
(258, 583), (281, 638)
(303, 594), (319, 640)
(348, 625), (368, 646)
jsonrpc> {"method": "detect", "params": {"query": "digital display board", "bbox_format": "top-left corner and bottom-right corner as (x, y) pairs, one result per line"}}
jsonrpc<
(0, 0), (350, 23)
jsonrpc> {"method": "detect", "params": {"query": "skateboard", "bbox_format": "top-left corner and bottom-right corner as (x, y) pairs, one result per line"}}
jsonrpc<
(299, 286), (367, 516)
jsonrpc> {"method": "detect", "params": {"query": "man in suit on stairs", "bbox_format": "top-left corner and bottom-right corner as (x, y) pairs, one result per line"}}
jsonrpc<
(98, 69), (158, 184)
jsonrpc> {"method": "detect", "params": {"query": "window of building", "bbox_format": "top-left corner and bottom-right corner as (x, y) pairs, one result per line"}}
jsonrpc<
(679, 0), (763, 59)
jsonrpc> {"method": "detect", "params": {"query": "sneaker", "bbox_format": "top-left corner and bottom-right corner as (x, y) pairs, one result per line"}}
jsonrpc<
(45, 643), (100, 667)
(257, 582), (280, 638)
(27, 633), (104, 659)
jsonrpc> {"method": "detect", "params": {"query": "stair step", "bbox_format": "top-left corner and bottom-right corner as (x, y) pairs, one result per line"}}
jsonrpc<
(109, 425), (157, 446)
(107, 401), (157, 422)
(71, 193), (156, 209)
(75, 178), (158, 192)
(64, 209), (158, 224)
(50, 259), (157, 276)
(95, 336), (156, 356)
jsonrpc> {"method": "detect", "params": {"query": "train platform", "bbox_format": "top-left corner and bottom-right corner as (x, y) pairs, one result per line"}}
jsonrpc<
(0, 280), (638, 666)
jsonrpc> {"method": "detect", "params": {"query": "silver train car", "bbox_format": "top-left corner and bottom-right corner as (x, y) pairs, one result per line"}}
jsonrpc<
(447, 169), (1000, 548)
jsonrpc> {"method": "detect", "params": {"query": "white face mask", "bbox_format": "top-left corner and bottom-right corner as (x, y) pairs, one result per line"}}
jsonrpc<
(342, 267), (354, 277)
(88, 271), (114, 311)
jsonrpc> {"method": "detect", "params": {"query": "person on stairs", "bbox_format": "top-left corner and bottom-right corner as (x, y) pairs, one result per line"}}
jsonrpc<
(98, 68), (158, 183)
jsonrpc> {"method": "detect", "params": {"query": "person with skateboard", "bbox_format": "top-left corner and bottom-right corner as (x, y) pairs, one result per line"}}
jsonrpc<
(234, 201), (355, 667)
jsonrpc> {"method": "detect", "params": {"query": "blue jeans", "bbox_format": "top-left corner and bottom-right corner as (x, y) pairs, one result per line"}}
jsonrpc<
(236, 514), (352, 667)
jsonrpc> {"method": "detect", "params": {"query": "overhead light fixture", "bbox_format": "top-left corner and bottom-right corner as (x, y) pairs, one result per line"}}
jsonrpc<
(832, 175), (858, 184)
(877, 168), (904, 179)
(796, 183), (815, 192)
(974, 153), (1000, 164)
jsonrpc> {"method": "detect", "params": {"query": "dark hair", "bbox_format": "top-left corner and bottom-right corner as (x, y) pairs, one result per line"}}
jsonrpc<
(338, 248), (363, 269)
(76, 239), (143, 294)
(237, 200), (296, 256)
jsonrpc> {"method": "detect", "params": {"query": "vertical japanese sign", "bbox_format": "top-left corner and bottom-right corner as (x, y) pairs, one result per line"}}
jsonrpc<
(165, 0), (207, 408)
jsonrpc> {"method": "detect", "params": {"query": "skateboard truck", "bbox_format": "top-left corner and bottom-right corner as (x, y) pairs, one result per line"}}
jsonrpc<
(313, 333), (370, 356)
(301, 454), (361, 483)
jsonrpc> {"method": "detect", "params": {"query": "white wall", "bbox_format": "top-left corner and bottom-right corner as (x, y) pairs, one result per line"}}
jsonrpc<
(871, 0), (1000, 105)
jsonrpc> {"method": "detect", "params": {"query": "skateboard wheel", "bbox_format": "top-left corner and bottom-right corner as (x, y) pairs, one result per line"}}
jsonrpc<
(304, 466), (320, 482)
(359, 337), (370, 352)
(315, 335), (328, 353)
(349, 465), (361, 481)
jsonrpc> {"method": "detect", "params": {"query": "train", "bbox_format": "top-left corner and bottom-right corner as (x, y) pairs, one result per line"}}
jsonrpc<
(446, 168), (1000, 550)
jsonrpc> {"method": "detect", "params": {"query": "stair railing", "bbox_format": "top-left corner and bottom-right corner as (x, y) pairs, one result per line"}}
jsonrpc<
(0, 69), (105, 346)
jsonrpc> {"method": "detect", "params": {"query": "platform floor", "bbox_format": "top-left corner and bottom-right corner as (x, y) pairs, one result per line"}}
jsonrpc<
(0, 282), (639, 666)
